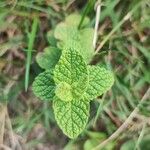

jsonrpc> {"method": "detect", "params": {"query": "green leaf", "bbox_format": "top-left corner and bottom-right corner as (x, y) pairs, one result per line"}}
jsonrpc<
(54, 23), (79, 43)
(65, 13), (90, 27)
(84, 66), (114, 100)
(54, 14), (94, 63)
(54, 14), (89, 40)
(54, 48), (89, 100)
(32, 70), (55, 100)
(120, 140), (135, 150)
(55, 82), (73, 102)
(84, 132), (115, 150)
(47, 30), (57, 46)
(84, 139), (115, 150)
(53, 97), (89, 138)
(54, 22), (68, 41)
(36, 47), (61, 70)
(86, 131), (106, 140)
(55, 27), (94, 62)
(54, 26), (94, 62)
(79, 28), (94, 62)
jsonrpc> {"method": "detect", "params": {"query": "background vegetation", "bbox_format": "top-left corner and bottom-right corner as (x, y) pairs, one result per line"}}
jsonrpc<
(0, 0), (150, 149)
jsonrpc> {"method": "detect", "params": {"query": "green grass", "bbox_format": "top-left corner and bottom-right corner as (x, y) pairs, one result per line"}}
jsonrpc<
(25, 17), (38, 91)
(0, 0), (150, 149)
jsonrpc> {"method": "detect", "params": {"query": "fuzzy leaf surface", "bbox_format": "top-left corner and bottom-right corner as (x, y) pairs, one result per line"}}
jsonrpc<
(54, 48), (88, 100)
(54, 15), (94, 63)
(36, 47), (61, 70)
(80, 28), (94, 62)
(54, 23), (79, 44)
(65, 13), (89, 27)
(32, 70), (55, 100)
(53, 97), (89, 138)
(55, 82), (73, 102)
(54, 13), (89, 41)
(85, 66), (114, 100)
(54, 13), (89, 39)
(47, 31), (57, 46)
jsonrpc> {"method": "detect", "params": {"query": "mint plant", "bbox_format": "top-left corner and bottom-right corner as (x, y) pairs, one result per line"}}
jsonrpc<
(54, 13), (94, 63)
(32, 14), (114, 138)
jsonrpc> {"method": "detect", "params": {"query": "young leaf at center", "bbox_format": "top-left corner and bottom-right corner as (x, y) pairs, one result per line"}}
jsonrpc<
(54, 48), (89, 101)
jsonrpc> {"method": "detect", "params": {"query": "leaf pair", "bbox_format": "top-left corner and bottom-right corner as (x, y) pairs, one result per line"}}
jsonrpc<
(36, 14), (94, 71)
(36, 14), (93, 71)
(54, 14), (94, 63)
(32, 48), (114, 138)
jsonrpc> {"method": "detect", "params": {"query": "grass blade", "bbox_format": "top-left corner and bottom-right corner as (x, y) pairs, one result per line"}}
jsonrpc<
(25, 17), (38, 91)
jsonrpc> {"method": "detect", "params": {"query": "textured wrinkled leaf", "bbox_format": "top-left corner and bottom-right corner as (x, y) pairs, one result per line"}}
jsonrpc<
(47, 30), (57, 46)
(54, 27), (94, 62)
(54, 23), (68, 41)
(32, 70), (55, 100)
(65, 13), (89, 27)
(54, 14), (94, 63)
(54, 48), (88, 100)
(36, 47), (61, 70)
(55, 82), (73, 102)
(54, 23), (79, 43)
(80, 28), (94, 62)
(55, 14), (89, 41)
(84, 66), (114, 100)
(53, 97), (89, 138)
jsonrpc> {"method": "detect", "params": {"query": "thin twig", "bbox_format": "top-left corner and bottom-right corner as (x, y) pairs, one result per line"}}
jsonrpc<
(92, 87), (150, 150)
(65, 0), (76, 10)
(104, 108), (121, 127)
(94, 0), (144, 55)
(5, 108), (23, 150)
(5, 110), (16, 149)
(0, 104), (6, 144)
(93, 0), (102, 49)
(0, 144), (12, 150)
(1, 69), (25, 150)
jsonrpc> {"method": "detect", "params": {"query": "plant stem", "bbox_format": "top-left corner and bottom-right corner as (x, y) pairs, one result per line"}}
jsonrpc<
(78, 0), (95, 29)
(0, 104), (6, 144)
(25, 17), (38, 91)
(93, 0), (102, 49)
(92, 87), (150, 150)
(94, 0), (144, 55)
